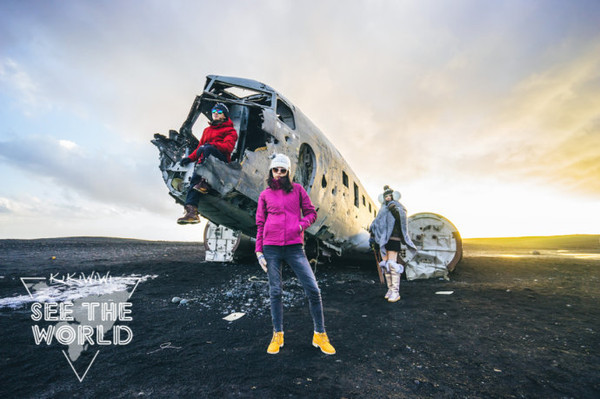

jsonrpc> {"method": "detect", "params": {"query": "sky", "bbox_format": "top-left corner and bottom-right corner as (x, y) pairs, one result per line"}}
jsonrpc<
(1, 0), (599, 241)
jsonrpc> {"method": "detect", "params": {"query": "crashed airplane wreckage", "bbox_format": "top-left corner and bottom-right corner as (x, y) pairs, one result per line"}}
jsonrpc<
(152, 75), (462, 280)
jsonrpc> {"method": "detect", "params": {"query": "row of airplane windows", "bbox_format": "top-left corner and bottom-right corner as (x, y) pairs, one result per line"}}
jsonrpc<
(341, 171), (376, 218)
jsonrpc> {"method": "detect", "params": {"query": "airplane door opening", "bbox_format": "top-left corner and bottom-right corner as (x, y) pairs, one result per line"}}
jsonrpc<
(295, 143), (316, 193)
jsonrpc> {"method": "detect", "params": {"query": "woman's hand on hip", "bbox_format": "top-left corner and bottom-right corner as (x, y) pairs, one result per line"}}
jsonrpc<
(256, 252), (267, 272)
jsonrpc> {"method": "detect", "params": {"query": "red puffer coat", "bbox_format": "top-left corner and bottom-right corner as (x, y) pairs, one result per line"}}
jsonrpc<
(189, 119), (238, 163)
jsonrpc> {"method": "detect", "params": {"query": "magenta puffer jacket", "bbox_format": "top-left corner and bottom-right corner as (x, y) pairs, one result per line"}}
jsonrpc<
(255, 183), (317, 252)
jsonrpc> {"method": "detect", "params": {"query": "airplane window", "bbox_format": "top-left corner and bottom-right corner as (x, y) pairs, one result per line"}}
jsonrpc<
(342, 171), (348, 187)
(222, 86), (262, 99)
(354, 183), (359, 208)
(294, 144), (316, 192)
(276, 99), (296, 130)
(209, 82), (273, 106)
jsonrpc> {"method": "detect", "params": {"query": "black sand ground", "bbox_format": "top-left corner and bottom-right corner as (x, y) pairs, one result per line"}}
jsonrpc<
(1, 236), (599, 398)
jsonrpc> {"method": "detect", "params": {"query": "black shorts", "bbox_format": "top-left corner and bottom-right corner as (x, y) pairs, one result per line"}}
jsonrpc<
(384, 239), (401, 252)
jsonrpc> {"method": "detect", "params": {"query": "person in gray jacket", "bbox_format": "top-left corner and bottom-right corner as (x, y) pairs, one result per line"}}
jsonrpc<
(369, 185), (417, 302)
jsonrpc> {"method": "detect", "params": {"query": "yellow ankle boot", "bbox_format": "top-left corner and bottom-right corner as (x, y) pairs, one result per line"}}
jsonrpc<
(312, 332), (336, 355)
(267, 331), (284, 354)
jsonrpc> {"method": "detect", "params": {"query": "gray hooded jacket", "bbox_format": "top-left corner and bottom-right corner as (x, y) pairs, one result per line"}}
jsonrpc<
(370, 200), (417, 257)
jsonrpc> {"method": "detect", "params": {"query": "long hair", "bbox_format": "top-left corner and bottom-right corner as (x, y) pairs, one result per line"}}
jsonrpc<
(267, 170), (294, 193)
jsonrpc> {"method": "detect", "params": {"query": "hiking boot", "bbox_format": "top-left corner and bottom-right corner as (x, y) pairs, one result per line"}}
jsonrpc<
(193, 179), (209, 194)
(312, 332), (336, 355)
(177, 205), (200, 224)
(267, 331), (284, 354)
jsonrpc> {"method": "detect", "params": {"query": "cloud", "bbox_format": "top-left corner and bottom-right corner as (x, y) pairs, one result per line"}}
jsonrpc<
(455, 44), (600, 195)
(58, 139), (78, 151)
(0, 136), (172, 214)
(0, 198), (14, 214)
(303, 30), (600, 199)
(1, 0), (599, 239)
(0, 194), (202, 241)
(0, 58), (48, 114)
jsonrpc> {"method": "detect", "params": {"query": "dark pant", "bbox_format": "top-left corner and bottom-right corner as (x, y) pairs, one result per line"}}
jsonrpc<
(184, 145), (227, 206)
(263, 244), (326, 333)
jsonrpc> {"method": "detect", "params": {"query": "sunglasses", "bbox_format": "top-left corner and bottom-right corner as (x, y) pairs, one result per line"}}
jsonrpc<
(211, 109), (223, 114)
(272, 167), (288, 174)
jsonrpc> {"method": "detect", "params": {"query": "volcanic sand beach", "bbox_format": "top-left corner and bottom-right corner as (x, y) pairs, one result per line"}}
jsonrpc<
(0, 236), (599, 398)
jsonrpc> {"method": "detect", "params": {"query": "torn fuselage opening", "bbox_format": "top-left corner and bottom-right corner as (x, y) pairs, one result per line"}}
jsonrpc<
(151, 80), (284, 237)
(189, 81), (280, 163)
(189, 104), (271, 163)
(294, 143), (316, 193)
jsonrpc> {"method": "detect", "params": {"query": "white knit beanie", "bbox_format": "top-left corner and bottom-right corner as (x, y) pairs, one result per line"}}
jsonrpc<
(269, 153), (291, 170)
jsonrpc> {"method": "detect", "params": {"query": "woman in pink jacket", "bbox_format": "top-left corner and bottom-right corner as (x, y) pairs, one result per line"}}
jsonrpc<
(255, 154), (336, 356)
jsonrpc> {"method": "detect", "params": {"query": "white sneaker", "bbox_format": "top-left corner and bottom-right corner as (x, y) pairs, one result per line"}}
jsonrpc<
(384, 289), (393, 299)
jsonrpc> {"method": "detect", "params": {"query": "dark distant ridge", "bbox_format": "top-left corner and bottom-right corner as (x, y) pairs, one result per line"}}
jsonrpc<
(1, 235), (597, 249)
(464, 234), (600, 250)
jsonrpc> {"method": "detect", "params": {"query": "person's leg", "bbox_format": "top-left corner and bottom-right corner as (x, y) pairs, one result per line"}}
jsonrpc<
(263, 245), (284, 332)
(284, 245), (336, 354)
(191, 145), (226, 194)
(380, 252), (392, 299)
(184, 174), (203, 206)
(386, 250), (402, 302)
(284, 245), (325, 333)
(384, 271), (393, 299)
(176, 173), (203, 224)
(386, 250), (403, 273)
(386, 250), (398, 264)
(380, 251), (389, 269)
(198, 144), (227, 163)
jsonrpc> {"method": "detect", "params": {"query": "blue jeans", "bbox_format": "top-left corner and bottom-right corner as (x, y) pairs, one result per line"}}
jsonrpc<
(184, 145), (227, 206)
(263, 244), (326, 333)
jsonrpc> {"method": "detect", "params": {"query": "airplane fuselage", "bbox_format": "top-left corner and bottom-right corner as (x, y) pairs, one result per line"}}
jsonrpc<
(152, 75), (377, 258)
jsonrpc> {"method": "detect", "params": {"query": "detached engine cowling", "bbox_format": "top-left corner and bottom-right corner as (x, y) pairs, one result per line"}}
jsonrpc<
(203, 222), (255, 262)
(401, 213), (462, 281)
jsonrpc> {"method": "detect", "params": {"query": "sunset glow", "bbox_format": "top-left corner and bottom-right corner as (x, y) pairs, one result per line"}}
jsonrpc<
(1, 0), (599, 240)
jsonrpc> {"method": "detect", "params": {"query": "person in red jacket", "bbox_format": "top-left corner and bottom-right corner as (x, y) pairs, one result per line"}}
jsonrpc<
(177, 103), (238, 224)
(255, 153), (336, 356)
